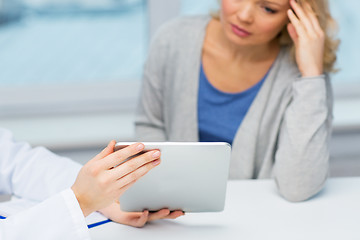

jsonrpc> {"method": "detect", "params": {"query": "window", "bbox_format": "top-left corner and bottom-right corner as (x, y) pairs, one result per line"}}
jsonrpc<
(0, 0), (147, 117)
(330, 1), (360, 86)
(0, 0), (358, 148)
(0, 0), (180, 148)
(181, 0), (218, 15)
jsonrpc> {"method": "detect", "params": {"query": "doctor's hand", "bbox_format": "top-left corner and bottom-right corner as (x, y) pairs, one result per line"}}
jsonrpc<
(98, 201), (184, 228)
(287, 0), (325, 77)
(71, 140), (161, 217)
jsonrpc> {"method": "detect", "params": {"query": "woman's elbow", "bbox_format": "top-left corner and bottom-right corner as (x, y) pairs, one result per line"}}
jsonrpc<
(275, 175), (328, 202)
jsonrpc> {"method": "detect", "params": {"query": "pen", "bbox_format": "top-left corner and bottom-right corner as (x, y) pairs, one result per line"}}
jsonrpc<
(0, 214), (110, 228)
(87, 219), (112, 229)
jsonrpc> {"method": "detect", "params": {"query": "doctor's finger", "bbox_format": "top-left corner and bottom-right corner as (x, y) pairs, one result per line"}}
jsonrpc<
(115, 159), (161, 189)
(164, 211), (185, 220)
(92, 140), (116, 161)
(117, 182), (135, 195)
(102, 143), (145, 169)
(109, 150), (161, 179)
(147, 209), (171, 221)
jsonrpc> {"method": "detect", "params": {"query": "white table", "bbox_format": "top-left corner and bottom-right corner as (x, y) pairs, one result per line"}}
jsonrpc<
(90, 178), (360, 240)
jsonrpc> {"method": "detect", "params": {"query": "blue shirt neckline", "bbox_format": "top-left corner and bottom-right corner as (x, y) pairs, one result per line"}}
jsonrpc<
(198, 62), (269, 145)
(200, 63), (268, 96)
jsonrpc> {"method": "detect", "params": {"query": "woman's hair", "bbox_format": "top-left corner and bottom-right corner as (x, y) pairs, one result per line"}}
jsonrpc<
(211, 0), (340, 73)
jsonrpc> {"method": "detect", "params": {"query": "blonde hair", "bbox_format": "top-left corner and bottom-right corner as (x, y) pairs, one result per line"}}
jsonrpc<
(211, 0), (340, 73)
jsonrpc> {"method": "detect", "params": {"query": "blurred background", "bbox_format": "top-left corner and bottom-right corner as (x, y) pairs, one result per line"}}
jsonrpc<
(0, 0), (359, 176)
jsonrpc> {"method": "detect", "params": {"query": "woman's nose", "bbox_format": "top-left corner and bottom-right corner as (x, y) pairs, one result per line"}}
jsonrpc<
(236, 3), (255, 24)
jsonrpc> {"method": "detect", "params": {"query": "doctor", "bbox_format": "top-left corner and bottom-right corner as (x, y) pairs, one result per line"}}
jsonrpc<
(0, 128), (183, 239)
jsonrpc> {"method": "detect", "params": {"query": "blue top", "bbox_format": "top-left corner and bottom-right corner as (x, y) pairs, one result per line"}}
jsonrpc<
(198, 63), (267, 145)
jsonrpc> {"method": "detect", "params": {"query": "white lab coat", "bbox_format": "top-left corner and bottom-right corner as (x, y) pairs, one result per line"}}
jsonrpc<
(0, 128), (91, 239)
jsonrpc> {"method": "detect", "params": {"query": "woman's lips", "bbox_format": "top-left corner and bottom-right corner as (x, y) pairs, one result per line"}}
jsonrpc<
(231, 24), (251, 37)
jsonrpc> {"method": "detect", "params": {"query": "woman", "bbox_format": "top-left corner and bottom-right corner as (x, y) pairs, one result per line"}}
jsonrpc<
(0, 128), (183, 239)
(135, 0), (339, 202)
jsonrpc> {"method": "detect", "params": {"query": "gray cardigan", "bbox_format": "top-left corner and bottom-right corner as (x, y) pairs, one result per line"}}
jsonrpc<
(135, 16), (333, 202)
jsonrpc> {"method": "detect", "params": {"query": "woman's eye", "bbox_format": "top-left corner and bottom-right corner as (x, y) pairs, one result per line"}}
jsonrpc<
(264, 7), (277, 14)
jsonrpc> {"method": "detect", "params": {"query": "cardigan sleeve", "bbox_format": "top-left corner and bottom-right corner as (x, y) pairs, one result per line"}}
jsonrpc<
(135, 69), (167, 141)
(273, 75), (333, 202)
(135, 16), (210, 142)
(135, 24), (169, 142)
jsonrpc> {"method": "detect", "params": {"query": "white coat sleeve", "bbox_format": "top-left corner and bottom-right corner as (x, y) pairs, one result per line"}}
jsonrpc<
(0, 128), (82, 201)
(0, 188), (91, 240)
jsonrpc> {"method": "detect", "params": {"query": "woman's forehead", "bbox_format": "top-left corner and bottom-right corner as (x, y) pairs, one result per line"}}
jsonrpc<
(260, 0), (290, 7)
(222, 0), (291, 8)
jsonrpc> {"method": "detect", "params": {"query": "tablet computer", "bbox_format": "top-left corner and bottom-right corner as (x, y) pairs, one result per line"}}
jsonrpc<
(114, 142), (231, 213)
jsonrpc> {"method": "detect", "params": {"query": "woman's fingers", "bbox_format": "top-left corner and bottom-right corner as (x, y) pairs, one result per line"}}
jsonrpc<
(304, 2), (324, 36)
(287, 9), (306, 39)
(110, 150), (161, 180)
(288, 0), (324, 39)
(289, 0), (315, 35)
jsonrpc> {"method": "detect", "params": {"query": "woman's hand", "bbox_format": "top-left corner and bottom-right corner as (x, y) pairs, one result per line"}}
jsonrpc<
(287, 0), (325, 77)
(71, 141), (161, 217)
(98, 201), (184, 228)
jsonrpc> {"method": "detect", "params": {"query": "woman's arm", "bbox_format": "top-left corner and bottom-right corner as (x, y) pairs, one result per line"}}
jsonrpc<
(135, 68), (167, 141)
(274, 75), (333, 202)
(135, 24), (172, 142)
(273, 0), (333, 201)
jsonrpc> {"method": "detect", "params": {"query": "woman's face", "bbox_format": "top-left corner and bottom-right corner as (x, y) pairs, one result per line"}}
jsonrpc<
(220, 0), (291, 47)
